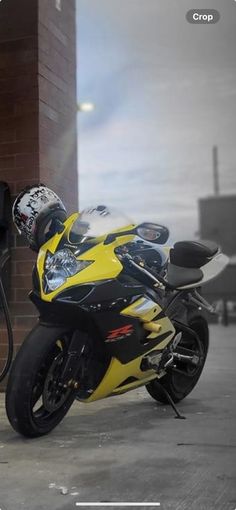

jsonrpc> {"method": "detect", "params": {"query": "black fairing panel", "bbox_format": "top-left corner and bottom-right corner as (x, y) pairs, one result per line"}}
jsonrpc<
(30, 290), (171, 364)
(55, 277), (144, 310)
(30, 291), (89, 329)
(92, 310), (172, 364)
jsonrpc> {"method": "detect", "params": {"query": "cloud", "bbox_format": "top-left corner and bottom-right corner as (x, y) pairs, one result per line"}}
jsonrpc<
(77, 0), (236, 240)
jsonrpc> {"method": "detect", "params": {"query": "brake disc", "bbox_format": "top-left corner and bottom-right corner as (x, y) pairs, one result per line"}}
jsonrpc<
(42, 352), (71, 412)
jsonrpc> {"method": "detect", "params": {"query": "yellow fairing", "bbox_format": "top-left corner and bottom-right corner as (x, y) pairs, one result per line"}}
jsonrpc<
(121, 297), (175, 345)
(85, 298), (175, 402)
(36, 214), (175, 402)
(86, 356), (158, 402)
(37, 213), (136, 302)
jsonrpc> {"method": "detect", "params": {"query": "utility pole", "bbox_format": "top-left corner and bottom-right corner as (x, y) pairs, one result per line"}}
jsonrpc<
(213, 145), (220, 196)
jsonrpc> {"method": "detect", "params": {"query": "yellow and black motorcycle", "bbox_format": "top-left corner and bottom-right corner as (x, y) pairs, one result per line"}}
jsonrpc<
(6, 205), (228, 437)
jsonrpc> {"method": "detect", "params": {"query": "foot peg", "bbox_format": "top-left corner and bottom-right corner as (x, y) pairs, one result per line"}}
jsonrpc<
(173, 352), (200, 366)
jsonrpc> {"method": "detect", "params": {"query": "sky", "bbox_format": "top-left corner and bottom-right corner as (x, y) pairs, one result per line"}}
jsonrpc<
(76, 0), (236, 240)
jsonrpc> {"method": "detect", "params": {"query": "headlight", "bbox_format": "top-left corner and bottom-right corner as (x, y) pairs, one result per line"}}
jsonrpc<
(43, 249), (93, 293)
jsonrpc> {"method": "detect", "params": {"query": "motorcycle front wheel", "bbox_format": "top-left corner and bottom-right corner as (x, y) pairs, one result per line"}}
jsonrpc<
(6, 324), (77, 438)
(146, 313), (209, 404)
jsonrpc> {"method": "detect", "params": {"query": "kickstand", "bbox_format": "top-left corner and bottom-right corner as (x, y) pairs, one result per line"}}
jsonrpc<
(158, 384), (186, 420)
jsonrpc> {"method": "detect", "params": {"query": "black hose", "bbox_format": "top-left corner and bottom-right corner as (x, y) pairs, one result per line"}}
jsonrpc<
(0, 254), (14, 383)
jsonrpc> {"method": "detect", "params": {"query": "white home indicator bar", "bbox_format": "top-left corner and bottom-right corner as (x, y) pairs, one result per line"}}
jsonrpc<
(76, 504), (160, 507)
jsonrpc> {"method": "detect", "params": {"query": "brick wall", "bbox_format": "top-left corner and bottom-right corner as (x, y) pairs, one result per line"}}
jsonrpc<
(0, 0), (78, 387)
(38, 0), (78, 213)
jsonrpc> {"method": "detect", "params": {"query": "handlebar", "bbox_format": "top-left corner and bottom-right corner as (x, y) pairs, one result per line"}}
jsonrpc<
(120, 252), (173, 290)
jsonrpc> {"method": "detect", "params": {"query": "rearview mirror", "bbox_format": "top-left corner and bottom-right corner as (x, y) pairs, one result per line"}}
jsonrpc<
(104, 222), (169, 245)
(136, 222), (169, 244)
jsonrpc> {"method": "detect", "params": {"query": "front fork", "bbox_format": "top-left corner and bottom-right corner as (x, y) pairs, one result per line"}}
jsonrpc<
(59, 330), (87, 387)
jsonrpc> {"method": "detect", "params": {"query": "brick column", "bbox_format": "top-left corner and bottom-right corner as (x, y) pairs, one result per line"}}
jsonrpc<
(38, 0), (78, 212)
(0, 0), (78, 385)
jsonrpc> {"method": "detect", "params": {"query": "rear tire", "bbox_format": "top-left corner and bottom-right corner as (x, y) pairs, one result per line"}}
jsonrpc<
(6, 324), (77, 438)
(146, 312), (209, 404)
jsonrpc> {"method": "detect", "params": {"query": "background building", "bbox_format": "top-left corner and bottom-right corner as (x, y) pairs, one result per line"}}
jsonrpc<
(199, 195), (236, 255)
(199, 194), (236, 321)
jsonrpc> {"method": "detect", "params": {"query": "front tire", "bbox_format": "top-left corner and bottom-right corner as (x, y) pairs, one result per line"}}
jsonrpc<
(6, 324), (77, 438)
(146, 313), (209, 404)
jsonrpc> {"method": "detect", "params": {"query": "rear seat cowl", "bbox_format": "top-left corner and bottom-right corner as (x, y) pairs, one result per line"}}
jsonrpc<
(170, 240), (219, 269)
(174, 240), (218, 258)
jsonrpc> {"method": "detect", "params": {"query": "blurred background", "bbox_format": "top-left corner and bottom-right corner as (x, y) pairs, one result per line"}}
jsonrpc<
(77, 0), (236, 240)
(77, 0), (236, 322)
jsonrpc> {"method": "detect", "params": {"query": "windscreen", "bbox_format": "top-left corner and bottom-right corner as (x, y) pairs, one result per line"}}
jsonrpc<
(69, 206), (133, 244)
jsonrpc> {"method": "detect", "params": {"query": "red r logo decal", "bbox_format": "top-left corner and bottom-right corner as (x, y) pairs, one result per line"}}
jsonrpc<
(106, 324), (134, 340)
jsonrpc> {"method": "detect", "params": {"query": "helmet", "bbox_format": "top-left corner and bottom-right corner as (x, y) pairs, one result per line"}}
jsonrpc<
(12, 184), (67, 251)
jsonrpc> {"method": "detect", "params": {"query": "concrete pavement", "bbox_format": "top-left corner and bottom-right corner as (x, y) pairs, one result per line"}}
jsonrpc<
(0, 324), (236, 510)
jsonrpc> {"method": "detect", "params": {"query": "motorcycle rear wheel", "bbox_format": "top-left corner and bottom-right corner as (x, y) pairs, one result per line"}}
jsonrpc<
(6, 324), (77, 438)
(146, 313), (209, 404)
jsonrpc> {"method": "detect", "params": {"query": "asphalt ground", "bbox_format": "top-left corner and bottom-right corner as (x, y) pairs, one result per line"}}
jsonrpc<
(0, 324), (236, 510)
